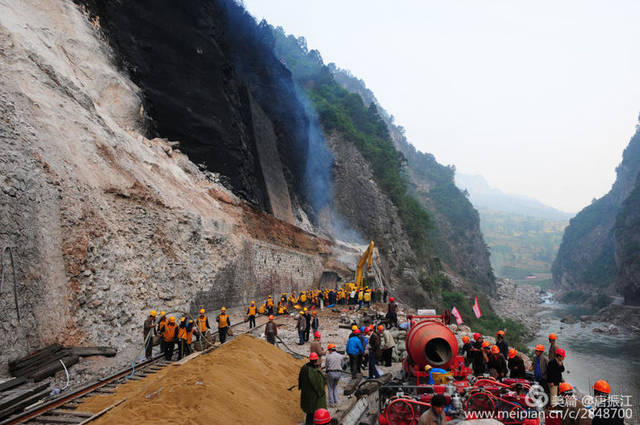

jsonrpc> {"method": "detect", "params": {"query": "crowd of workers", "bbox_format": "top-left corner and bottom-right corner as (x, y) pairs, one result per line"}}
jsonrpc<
(143, 292), (624, 425)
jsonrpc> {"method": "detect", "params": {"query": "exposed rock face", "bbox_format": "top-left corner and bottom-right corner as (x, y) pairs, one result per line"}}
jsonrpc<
(327, 133), (421, 300)
(0, 0), (349, 372)
(553, 122), (640, 305)
(332, 69), (495, 294)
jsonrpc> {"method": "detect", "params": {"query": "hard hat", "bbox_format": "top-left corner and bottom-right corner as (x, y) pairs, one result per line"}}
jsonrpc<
(327, 343), (336, 350)
(473, 332), (482, 341)
(497, 330), (505, 336)
(360, 326), (366, 333)
(150, 310), (157, 316)
(314, 331), (321, 339)
(462, 336), (470, 343)
(377, 325), (384, 332)
(160, 311), (166, 316)
(268, 295), (272, 297)
(535, 344), (545, 352)
(313, 408), (332, 425)
(304, 308), (308, 312)
(268, 315), (274, 320)
(555, 348), (566, 358)
(169, 316), (176, 322)
(309, 352), (319, 361)
(481, 341), (491, 348)
(549, 333), (557, 340)
(491, 345), (500, 354)
(354, 329), (361, 335)
(593, 380), (611, 394)
(508, 348), (517, 359)
(199, 309), (205, 314)
(180, 317), (186, 322)
(221, 307), (226, 311)
(312, 311), (317, 315)
(299, 311), (304, 315)
(251, 301), (255, 304)
(188, 319), (194, 324)
(424, 365), (432, 371)
(389, 297), (395, 302)
(351, 325), (358, 331)
(559, 382), (573, 394)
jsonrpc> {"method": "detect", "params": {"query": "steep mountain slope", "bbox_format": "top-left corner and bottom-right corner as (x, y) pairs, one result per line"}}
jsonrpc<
(553, 121), (640, 305)
(330, 67), (495, 293)
(0, 0), (360, 370)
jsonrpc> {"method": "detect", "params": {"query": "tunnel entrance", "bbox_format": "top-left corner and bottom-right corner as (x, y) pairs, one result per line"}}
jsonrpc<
(424, 337), (452, 366)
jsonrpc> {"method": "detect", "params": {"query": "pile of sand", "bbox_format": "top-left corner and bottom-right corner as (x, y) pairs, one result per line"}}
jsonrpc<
(80, 335), (306, 425)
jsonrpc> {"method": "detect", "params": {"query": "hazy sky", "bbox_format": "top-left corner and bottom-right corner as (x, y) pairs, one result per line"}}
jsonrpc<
(243, 0), (640, 213)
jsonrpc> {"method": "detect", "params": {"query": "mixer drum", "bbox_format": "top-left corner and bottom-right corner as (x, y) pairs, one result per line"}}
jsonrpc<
(405, 319), (458, 370)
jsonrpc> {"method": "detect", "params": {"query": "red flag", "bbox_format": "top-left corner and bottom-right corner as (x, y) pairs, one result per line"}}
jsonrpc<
(451, 306), (463, 325)
(472, 296), (482, 318)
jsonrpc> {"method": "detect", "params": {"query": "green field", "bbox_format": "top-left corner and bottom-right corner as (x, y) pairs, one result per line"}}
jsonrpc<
(479, 209), (567, 288)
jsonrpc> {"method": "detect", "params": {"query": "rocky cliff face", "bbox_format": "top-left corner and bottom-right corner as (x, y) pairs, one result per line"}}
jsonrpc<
(0, 0), (356, 371)
(553, 122), (640, 305)
(332, 69), (495, 294)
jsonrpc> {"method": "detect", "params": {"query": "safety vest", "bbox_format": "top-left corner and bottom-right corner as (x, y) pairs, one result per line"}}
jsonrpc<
(157, 318), (167, 335)
(248, 305), (257, 315)
(186, 328), (194, 344)
(177, 326), (187, 340)
(358, 291), (363, 301)
(198, 316), (208, 332)
(218, 314), (229, 328)
(300, 294), (307, 302)
(163, 323), (177, 342)
(266, 298), (274, 307)
(278, 306), (285, 314)
(364, 292), (371, 302)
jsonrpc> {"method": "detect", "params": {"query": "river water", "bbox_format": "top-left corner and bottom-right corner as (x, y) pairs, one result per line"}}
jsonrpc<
(528, 294), (640, 414)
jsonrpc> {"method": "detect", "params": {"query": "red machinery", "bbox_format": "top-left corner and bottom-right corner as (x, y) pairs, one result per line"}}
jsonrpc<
(403, 315), (459, 378)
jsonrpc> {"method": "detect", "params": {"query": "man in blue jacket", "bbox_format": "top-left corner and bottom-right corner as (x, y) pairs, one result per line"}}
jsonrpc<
(346, 329), (364, 379)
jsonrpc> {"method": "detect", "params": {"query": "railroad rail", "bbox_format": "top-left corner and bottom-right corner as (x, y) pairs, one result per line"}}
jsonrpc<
(1, 317), (270, 425)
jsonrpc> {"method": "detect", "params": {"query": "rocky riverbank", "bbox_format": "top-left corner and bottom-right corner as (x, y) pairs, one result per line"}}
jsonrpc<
(490, 279), (546, 335)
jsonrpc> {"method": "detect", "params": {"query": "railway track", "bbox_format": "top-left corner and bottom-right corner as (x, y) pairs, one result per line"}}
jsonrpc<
(1, 317), (270, 425)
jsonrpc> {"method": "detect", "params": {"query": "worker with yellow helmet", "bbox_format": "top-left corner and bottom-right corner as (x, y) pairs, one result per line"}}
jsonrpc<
(143, 310), (157, 359)
(159, 316), (178, 360)
(216, 307), (231, 344)
(247, 301), (257, 329)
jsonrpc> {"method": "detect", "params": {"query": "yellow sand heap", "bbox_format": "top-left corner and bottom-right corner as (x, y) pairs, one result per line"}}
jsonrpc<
(80, 334), (305, 425)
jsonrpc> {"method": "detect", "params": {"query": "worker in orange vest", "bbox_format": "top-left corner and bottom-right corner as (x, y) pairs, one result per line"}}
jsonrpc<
(177, 317), (189, 360)
(217, 307), (231, 344)
(197, 309), (209, 342)
(266, 296), (275, 315)
(247, 301), (257, 329)
(159, 316), (178, 360)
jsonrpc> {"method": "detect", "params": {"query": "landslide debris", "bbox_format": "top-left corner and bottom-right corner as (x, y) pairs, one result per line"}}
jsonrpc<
(80, 335), (305, 425)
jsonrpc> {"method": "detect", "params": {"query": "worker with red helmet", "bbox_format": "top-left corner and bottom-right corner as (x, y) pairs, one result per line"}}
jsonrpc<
(325, 343), (343, 407)
(346, 329), (364, 379)
(592, 380), (624, 425)
(507, 348), (526, 379)
(310, 331), (326, 359)
(547, 348), (566, 406)
(265, 315), (277, 345)
(299, 352), (327, 425)
(488, 345), (508, 378)
(387, 296), (398, 328)
(313, 408), (332, 425)
(548, 333), (558, 361)
(470, 333), (486, 376)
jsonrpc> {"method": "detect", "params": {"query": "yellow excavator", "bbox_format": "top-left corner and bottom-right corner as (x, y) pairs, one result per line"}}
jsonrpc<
(343, 241), (375, 291)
